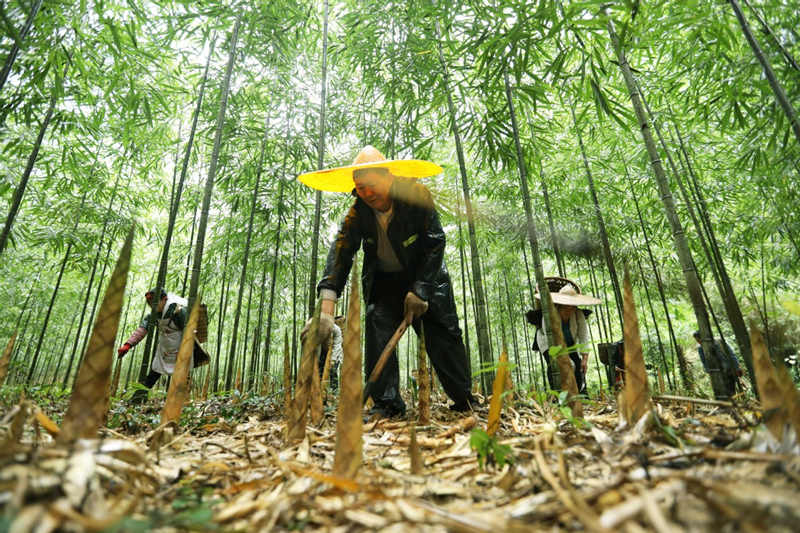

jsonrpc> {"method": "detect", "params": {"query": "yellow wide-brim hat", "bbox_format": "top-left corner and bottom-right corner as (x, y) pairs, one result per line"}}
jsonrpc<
(298, 145), (442, 192)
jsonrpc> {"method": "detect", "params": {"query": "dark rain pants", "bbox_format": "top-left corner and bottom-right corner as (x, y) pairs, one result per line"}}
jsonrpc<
(365, 271), (472, 413)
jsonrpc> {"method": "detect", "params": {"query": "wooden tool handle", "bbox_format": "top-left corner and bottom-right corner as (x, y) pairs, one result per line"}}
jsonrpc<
(363, 313), (413, 405)
(367, 313), (412, 384)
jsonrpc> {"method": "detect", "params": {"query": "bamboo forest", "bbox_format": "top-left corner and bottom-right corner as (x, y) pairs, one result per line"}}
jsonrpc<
(1, 0), (800, 530)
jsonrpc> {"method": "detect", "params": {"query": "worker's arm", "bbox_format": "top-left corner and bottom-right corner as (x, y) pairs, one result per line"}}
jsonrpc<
(117, 312), (152, 357)
(410, 187), (446, 303)
(309, 203), (362, 341)
(318, 203), (363, 300)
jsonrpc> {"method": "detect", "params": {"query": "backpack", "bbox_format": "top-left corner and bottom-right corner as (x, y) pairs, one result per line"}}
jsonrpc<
(196, 303), (209, 343)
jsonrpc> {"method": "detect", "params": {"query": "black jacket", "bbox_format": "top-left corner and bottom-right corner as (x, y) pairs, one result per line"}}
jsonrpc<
(317, 177), (449, 304)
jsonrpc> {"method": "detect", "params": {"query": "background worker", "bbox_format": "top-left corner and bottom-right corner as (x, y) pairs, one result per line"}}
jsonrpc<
(299, 145), (474, 418)
(534, 283), (601, 393)
(117, 288), (190, 402)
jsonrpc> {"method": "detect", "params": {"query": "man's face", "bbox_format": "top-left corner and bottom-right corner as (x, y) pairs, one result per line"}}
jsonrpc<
(354, 168), (393, 212)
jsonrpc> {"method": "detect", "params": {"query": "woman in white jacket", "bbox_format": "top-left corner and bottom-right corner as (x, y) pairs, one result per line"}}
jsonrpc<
(535, 283), (601, 393)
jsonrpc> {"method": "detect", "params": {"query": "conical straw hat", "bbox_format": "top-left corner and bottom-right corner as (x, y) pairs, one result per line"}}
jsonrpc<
(535, 284), (602, 307)
(298, 145), (442, 192)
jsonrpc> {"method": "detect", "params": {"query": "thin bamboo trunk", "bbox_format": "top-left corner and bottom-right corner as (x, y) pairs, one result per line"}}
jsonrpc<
(26, 192), (87, 383)
(115, 274), (135, 390)
(241, 283), (254, 391)
(455, 186), (472, 373)
(0, 0), (43, 97)
(503, 70), (565, 394)
(188, 15), (241, 310)
(226, 119), (267, 391)
(525, 117), (564, 277)
(760, 241), (772, 356)
(503, 272), (522, 385)
(608, 17), (727, 398)
(570, 258), (604, 388)
(518, 291), (534, 387)
(182, 198), (199, 295)
(568, 98), (624, 327)
(263, 127), (290, 376)
(586, 257), (608, 342)
(0, 91), (57, 256)
(154, 34), (215, 311)
(623, 163), (681, 388)
(79, 229), (116, 380)
(520, 239), (535, 305)
(741, 0), (800, 72)
(597, 257), (615, 341)
(435, 22), (493, 394)
(493, 276), (505, 359)
(291, 183), (299, 384)
(538, 163), (565, 277)
(50, 310), (78, 384)
(17, 315), (39, 384)
(64, 166), (121, 387)
(250, 240), (270, 390)
(729, 0), (800, 144)
(669, 120), (755, 389)
(307, 0), (330, 316)
(27, 248), (72, 383)
(639, 89), (730, 347)
(631, 244), (672, 389)
(214, 238), (232, 393)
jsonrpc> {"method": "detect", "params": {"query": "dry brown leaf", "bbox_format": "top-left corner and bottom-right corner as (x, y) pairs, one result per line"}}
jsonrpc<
(310, 346), (323, 426)
(161, 299), (201, 424)
(436, 416), (477, 439)
(8, 398), (28, 444)
(286, 301), (320, 443)
(750, 322), (788, 438)
(59, 227), (133, 444)
(417, 324), (431, 425)
(283, 330), (291, 413)
(622, 265), (650, 425)
(288, 464), (360, 492)
(34, 409), (60, 437)
(487, 349), (509, 437)
(333, 263), (363, 478)
(0, 331), (17, 387)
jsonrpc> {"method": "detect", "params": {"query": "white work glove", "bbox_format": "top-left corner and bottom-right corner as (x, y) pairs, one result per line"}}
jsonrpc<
(301, 312), (334, 344)
(403, 292), (429, 320)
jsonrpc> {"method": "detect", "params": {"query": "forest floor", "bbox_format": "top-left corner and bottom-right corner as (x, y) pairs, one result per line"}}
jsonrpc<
(2, 388), (800, 532)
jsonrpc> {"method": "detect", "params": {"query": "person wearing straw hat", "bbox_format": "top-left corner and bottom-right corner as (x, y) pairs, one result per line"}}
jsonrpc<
(534, 282), (601, 393)
(117, 288), (195, 403)
(298, 145), (474, 418)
